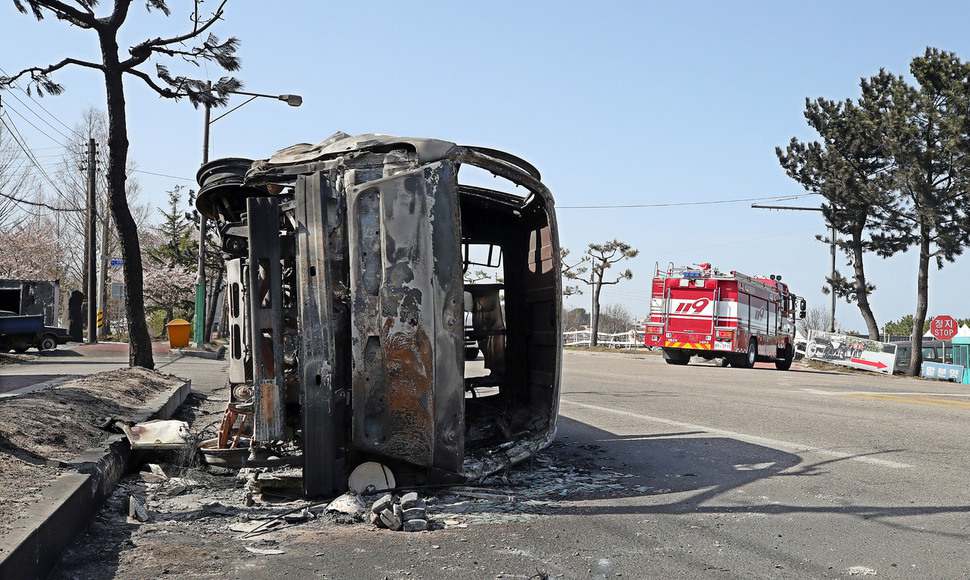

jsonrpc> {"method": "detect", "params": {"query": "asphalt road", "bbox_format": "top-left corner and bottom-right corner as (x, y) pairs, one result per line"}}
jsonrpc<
(551, 351), (970, 579)
(16, 348), (970, 578)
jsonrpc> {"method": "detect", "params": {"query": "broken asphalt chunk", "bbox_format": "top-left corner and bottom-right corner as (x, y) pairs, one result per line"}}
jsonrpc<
(379, 508), (403, 531)
(399, 492), (420, 510)
(402, 507), (427, 522)
(371, 493), (394, 514)
(403, 518), (428, 532)
(127, 495), (150, 523)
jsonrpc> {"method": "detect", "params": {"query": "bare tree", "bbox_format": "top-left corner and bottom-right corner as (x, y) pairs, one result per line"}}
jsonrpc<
(52, 109), (147, 336)
(559, 248), (583, 297)
(599, 303), (635, 334)
(798, 305), (836, 336)
(463, 269), (491, 284)
(1, 0), (241, 368)
(563, 240), (639, 346)
(562, 307), (589, 331)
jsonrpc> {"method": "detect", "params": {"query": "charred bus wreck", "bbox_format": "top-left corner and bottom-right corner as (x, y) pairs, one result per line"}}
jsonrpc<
(197, 133), (562, 497)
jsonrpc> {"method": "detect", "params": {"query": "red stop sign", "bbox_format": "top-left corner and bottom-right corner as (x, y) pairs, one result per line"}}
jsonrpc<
(931, 315), (958, 340)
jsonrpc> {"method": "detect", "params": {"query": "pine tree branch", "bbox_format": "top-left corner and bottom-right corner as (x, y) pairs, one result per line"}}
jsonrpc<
(0, 57), (104, 87)
(123, 0), (228, 69)
(124, 67), (179, 98)
(14, 0), (99, 28)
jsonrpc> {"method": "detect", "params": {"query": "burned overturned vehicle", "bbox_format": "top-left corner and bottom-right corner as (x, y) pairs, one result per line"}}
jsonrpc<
(197, 132), (562, 497)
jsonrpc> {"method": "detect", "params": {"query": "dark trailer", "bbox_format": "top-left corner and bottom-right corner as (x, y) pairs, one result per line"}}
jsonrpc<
(198, 132), (562, 496)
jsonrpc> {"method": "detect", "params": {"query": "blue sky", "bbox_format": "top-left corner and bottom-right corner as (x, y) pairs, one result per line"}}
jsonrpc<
(2, 1), (969, 331)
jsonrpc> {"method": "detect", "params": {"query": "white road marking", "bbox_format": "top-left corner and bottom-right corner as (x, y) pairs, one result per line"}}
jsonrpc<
(560, 399), (913, 469)
(801, 388), (970, 398)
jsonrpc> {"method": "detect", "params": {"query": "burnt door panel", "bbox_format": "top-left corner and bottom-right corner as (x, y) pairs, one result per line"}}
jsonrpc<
(347, 161), (464, 473)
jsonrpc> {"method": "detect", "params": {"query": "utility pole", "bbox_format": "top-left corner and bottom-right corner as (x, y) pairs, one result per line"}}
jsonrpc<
(193, 81), (212, 348)
(86, 138), (98, 344)
(98, 204), (112, 338)
(192, 83), (302, 348)
(752, 204), (837, 333)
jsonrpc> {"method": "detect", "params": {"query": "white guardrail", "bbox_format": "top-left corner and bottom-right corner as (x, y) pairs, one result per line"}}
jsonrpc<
(563, 329), (647, 348)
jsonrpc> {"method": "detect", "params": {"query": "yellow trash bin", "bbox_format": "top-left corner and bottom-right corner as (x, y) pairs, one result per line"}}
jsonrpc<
(166, 319), (192, 349)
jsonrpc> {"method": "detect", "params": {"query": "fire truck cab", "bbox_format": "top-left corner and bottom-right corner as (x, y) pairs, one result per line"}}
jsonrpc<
(644, 263), (806, 370)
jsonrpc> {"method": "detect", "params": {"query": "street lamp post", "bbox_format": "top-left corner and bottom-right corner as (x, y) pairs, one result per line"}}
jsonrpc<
(751, 203), (837, 334)
(193, 85), (302, 348)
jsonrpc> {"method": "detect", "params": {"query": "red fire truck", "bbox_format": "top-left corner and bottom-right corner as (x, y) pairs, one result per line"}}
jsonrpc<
(644, 263), (806, 369)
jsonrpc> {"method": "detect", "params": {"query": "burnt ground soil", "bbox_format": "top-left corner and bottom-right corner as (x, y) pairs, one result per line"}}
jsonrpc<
(52, 376), (644, 580)
(0, 368), (185, 537)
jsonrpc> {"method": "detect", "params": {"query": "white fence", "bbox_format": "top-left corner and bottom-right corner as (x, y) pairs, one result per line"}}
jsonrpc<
(563, 329), (646, 348)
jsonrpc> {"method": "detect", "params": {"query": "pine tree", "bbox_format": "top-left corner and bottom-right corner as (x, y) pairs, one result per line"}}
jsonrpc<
(150, 186), (195, 270)
(863, 49), (970, 375)
(777, 98), (891, 340)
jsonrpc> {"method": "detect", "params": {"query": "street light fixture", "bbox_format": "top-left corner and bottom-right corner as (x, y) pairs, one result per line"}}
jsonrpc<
(193, 85), (303, 348)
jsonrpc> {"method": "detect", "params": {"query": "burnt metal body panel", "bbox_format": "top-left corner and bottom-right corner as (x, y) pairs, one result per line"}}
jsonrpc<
(347, 162), (464, 473)
(246, 197), (285, 441)
(295, 173), (341, 496)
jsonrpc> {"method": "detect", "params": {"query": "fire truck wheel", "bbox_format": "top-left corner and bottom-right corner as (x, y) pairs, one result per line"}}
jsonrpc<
(734, 339), (757, 369)
(718, 357), (731, 367)
(775, 344), (794, 371)
(662, 348), (690, 365)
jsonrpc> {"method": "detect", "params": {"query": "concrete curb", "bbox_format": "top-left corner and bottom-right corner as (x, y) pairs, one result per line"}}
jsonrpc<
(0, 378), (191, 580)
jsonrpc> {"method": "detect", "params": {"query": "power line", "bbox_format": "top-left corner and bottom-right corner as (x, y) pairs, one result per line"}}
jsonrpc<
(0, 189), (80, 212)
(0, 111), (65, 188)
(2, 101), (70, 148)
(0, 64), (80, 137)
(0, 90), (76, 143)
(558, 193), (818, 209)
(131, 168), (193, 181)
(0, 111), (82, 211)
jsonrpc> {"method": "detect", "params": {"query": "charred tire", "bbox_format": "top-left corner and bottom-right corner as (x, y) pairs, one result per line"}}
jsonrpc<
(39, 335), (58, 351)
(734, 339), (757, 369)
(775, 344), (794, 371)
(464, 346), (480, 361)
(663, 348), (690, 365)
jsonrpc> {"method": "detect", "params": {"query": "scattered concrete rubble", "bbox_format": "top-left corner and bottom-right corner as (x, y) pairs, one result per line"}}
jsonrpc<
(60, 436), (637, 571)
(54, 401), (644, 579)
(367, 491), (429, 532)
